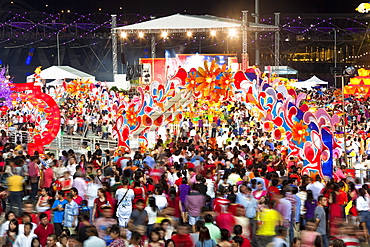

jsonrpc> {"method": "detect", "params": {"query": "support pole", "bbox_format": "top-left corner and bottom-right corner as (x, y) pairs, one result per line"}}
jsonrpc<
(242, 10), (248, 71)
(334, 28), (337, 88)
(57, 31), (60, 66)
(151, 35), (156, 58)
(274, 12), (280, 76)
(254, 0), (260, 66)
(151, 35), (156, 83)
(341, 75), (348, 166)
(111, 14), (118, 75)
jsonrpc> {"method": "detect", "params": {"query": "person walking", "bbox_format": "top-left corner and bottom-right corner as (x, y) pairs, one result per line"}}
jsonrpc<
(28, 156), (40, 201)
(314, 196), (329, 247)
(6, 169), (23, 216)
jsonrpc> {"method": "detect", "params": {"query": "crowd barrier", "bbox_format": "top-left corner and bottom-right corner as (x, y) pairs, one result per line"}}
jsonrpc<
(2, 128), (117, 157)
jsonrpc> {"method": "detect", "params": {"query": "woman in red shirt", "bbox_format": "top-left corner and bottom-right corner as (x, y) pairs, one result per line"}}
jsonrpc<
(132, 180), (146, 209)
(92, 188), (111, 220)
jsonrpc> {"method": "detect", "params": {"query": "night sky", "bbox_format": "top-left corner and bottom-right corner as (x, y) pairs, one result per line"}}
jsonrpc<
(4, 0), (366, 17)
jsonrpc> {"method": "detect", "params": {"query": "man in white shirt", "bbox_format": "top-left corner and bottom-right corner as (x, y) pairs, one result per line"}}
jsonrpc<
(154, 187), (168, 211)
(115, 179), (135, 228)
(306, 175), (324, 201)
(18, 214), (37, 235)
(14, 222), (37, 247)
(72, 172), (87, 199)
(83, 226), (106, 247)
(66, 157), (78, 176)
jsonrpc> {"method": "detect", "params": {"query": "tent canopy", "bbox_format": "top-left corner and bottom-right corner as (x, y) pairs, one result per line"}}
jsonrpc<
(300, 75), (328, 85)
(27, 66), (95, 82)
(292, 76), (328, 89)
(264, 66), (298, 75)
(115, 13), (278, 33)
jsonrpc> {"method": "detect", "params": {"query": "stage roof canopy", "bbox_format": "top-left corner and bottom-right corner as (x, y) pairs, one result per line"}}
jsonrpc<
(115, 13), (278, 33)
(27, 66), (95, 82)
(264, 66), (298, 75)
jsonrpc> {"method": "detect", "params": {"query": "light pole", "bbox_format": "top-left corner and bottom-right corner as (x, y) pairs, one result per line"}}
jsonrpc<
(57, 31), (61, 66)
(335, 73), (348, 166)
(333, 28), (337, 87)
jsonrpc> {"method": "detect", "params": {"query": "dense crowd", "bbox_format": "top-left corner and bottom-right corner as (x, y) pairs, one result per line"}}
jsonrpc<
(0, 86), (370, 247)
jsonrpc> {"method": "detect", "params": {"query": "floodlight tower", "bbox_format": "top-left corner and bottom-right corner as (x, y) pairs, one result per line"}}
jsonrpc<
(111, 14), (118, 75)
(254, 0), (260, 66)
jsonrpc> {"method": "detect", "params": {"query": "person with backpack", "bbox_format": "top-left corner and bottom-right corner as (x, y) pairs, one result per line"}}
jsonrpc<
(115, 178), (134, 228)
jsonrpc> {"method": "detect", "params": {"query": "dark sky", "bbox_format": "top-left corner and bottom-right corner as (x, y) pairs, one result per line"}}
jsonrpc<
(7, 0), (366, 17)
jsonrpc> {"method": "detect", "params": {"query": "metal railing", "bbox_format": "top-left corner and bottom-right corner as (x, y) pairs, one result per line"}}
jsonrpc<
(47, 134), (118, 153)
(1, 128), (118, 154)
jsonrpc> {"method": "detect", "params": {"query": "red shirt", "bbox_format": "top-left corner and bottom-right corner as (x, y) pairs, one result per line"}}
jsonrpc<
(241, 236), (252, 247)
(213, 197), (230, 213)
(34, 223), (54, 247)
(337, 190), (348, 205)
(216, 212), (236, 233)
(73, 195), (83, 205)
(268, 186), (280, 200)
(171, 234), (193, 247)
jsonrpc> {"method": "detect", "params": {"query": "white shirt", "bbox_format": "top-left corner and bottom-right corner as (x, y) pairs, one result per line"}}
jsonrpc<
(13, 233), (37, 247)
(0, 221), (9, 237)
(153, 194), (168, 211)
(356, 196), (370, 211)
(190, 129), (196, 137)
(83, 236), (106, 247)
(66, 163), (77, 176)
(306, 181), (324, 201)
(18, 223), (37, 235)
(145, 206), (158, 225)
(72, 177), (87, 199)
(86, 182), (101, 207)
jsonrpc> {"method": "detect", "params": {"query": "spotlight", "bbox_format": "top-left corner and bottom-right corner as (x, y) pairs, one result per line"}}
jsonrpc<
(138, 32), (144, 38)
(121, 32), (127, 38)
(228, 29), (237, 37)
(161, 31), (168, 38)
(210, 30), (216, 36)
(187, 31), (192, 37)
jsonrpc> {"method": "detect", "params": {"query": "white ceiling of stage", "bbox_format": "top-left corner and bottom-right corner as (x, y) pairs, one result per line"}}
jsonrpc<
(115, 13), (278, 33)
(27, 66), (95, 82)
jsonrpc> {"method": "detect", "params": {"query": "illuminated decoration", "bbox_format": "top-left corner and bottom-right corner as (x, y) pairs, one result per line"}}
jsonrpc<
(111, 59), (340, 178)
(113, 68), (189, 150)
(210, 30), (216, 36)
(356, 2), (370, 13)
(187, 31), (192, 37)
(10, 82), (61, 154)
(344, 68), (370, 97)
(239, 68), (341, 178)
(195, 60), (225, 99)
(138, 32), (144, 38)
(0, 68), (14, 108)
(65, 79), (92, 98)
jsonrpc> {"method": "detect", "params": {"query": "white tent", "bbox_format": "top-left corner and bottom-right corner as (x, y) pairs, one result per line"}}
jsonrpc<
(26, 66), (95, 82)
(300, 75), (328, 85)
(115, 13), (278, 33)
(292, 75), (328, 89)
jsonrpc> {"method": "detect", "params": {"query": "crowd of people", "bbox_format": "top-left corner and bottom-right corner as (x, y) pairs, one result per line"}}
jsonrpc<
(0, 86), (370, 247)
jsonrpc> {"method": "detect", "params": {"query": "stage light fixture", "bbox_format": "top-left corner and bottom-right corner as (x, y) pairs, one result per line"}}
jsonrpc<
(210, 30), (216, 36)
(228, 29), (237, 37)
(187, 31), (192, 37)
(138, 32), (144, 38)
(161, 31), (168, 38)
(121, 32), (127, 38)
